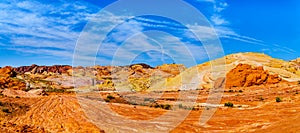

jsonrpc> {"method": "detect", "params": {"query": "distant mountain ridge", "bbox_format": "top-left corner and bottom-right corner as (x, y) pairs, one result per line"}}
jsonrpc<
(1, 52), (299, 91)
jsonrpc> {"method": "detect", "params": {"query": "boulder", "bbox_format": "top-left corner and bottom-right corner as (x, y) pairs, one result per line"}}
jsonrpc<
(225, 64), (282, 88)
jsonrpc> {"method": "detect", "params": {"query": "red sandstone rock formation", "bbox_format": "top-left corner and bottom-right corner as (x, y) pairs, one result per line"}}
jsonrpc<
(13, 64), (72, 74)
(225, 64), (282, 88)
(0, 66), (26, 90)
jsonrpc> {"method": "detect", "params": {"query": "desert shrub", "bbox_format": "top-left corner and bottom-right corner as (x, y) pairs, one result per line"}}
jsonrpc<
(129, 102), (138, 105)
(239, 90), (243, 93)
(144, 98), (151, 101)
(192, 106), (199, 111)
(224, 102), (234, 107)
(276, 97), (282, 102)
(107, 95), (115, 100)
(139, 103), (146, 106)
(185, 107), (193, 110)
(2, 108), (10, 113)
(154, 104), (160, 108)
(151, 103), (172, 110)
(163, 104), (171, 110)
(258, 96), (264, 101)
(24, 88), (31, 92)
(0, 101), (3, 106)
(178, 103), (183, 109)
(45, 88), (65, 93)
(15, 96), (20, 98)
(144, 98), (155, 102)
(104, 98), (110, 102)
(177, 104), (195, 110)
(228, 90), (234, 93)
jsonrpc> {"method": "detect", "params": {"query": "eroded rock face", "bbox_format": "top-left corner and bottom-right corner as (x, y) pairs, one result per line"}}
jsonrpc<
(129, 63), (153, 69)
(0, 66), (17, 77)
(0, 66), (26, 90)
(95, 66), (112, 77)
(13, 64), (72, 74)
(156, 64), (186, 76)
(225, 64), (282, 88)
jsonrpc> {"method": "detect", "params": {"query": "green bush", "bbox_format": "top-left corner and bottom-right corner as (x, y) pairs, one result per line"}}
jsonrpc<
(276, 97), (282, 102)
(107, 95), (115, 100)
(224, 102), (234, 107)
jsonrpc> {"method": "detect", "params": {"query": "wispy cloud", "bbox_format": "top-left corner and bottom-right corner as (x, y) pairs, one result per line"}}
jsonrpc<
(1, 0), (293, 67)
(0, 0), (99, 59)
(193, 0), (274, 47)
(205, 0), (229, 26)
(210, 15), (229, 25)
(261, 44), (296, 55)
(195, 0), (216, 3)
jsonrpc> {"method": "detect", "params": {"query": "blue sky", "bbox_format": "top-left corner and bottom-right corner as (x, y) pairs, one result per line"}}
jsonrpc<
(0, 0), (299, 67)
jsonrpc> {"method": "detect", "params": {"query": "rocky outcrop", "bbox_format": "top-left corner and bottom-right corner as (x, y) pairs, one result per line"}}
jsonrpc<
(95, 66), (112, 77)
(225, 64), (282, 88)
(129, 63), (153, 69)
(0, 66), (26, 90)
(0, 66), (17, 77)
(13, 64), (72, 74)
(156, 64), (186, 76)
(288, 58), (300, 75)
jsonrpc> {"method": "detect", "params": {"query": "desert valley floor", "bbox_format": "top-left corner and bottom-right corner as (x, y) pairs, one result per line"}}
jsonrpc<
(1, 52), (300, 132)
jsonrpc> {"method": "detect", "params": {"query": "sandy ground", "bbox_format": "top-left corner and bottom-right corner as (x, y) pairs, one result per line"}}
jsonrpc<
(1, 82), (300, 132)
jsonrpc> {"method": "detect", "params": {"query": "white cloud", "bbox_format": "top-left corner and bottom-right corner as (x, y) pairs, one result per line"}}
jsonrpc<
(210, 15), (229, 25)
(0, 0), (98, 58)
(196, 0), (216, 3)
(195, 0), (229, 26)
(1, 0), (283, 67)
(134, 17), (183, 27)
(201, 0), (269, 46)
(211, 1), (228, 25)
(214, 2), (228, 12)
(215, 26), (265, 45)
